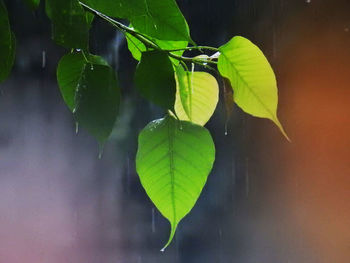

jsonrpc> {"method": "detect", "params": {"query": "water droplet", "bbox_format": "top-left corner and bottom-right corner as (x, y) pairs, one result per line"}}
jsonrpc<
(76, 49), (81, 52)
(90, 64), (94, 70)
(75, 122), (79, 134)
(160, 248), (165, 252)
(98, 144), (105, 159)
(305, 0), (311, 3)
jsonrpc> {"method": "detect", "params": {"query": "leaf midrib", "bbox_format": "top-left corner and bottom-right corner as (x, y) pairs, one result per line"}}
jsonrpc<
(167, 118), (176, 226)
(220, 51), (277, 122)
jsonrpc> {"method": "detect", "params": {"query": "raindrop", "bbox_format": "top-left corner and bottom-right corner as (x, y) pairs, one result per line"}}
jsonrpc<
(76, 49), (82, 52)
(90, 64), (94, 71)
(126, 156), (131, 195)
(75, 122), (79, 134)
(305, 0), (311, 3)
(98, 143), (105, 159)
(41, 50), (46, 68)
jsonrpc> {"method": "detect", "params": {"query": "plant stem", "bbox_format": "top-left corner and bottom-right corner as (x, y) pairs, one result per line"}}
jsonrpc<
(78, 1), (217, 66)
(163, 46), (218, 52)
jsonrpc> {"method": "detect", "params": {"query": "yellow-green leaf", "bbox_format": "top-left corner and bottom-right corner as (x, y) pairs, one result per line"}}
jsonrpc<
(175, 69), (219, 126)
(136, 115), (215, 250)
(218, 36), (289, 140)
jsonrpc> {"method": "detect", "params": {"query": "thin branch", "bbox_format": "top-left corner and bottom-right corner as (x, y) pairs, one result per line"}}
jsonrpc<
(79, 1), (218, 67)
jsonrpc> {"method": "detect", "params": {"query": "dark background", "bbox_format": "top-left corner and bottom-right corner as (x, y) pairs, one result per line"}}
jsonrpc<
(0, 0), (349, 262)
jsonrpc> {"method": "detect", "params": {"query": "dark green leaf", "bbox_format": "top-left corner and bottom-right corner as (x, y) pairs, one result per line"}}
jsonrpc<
(134, 50), (176, 110)
(131, 0), (192, 42)
(136, 115), (215, 250)
(80, 0), (143, 18)
(22, 0), (40, 10)
(46, 0), (94, 49)
(74, 63), (120, 144)
(81, 0), (192, 42)
(57, 52), (108, 111)
(0, 1), (16, 83)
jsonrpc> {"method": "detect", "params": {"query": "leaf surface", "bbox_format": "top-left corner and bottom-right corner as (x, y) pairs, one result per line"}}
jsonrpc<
(126, 28), (187, 63)
(46, 0), (94, 49)
(136, 115), (215, 250)
(218, 36), (289, 139)
(134, 50), (176, 110)
(81, 0), (192, 42)
(57, 52), (108, 111)
(74, 64), (120, 144)
(175, 69), (219, 126)
(23, 0), (40, 9)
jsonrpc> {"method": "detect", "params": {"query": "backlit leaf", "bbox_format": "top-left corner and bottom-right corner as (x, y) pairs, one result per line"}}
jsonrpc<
(134, 50), (176, 110)
(126, 27), (187, 64)
(175, 68), (219, 126)
(218, 36), (289, 139)
(136, 115), (215, 250)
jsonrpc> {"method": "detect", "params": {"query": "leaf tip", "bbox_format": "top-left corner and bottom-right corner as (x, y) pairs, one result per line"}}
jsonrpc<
(160, 222), (178, 252)
(274, 118), (291, 142)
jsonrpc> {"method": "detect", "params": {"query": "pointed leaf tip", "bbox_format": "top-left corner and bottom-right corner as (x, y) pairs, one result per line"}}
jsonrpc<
(160, 222), (178, 252)
(218, 36), (289, 140)
(274, 118), (291, 142)
(136, 116), (215, 250)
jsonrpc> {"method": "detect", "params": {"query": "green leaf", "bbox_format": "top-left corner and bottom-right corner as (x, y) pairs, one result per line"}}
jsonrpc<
(174, 68), (219, 126)
(22, 0), (40, 9)
(0, 1), (16, 83)
(131, 0), (192, 42)
(57, 51), (108, 111)
(218, 36), (289, 140)
(46, 0), (94, 49)
(136, 115), (215, 250)
(134, 50), (176, 110)
(80, 0), (144, 18)
(80, 0), (192, 42)
(74, 63), (120, 144)
(125, 28), (187, 64)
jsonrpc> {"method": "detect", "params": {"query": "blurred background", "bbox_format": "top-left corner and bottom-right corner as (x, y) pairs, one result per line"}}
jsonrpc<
(0, 0), (349, 262)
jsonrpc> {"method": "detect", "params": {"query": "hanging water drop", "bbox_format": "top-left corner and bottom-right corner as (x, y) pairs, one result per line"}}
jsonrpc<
(98, 143), (105, 159)
(75, 122), (79, 134)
